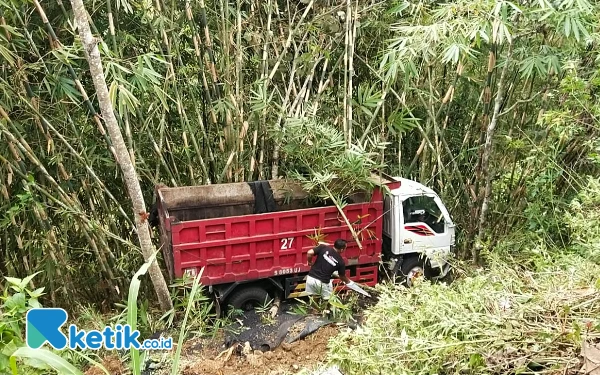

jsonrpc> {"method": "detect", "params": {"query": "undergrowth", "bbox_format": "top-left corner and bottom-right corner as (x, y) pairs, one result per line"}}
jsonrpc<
(327, 249), (600, 375)
(2, 259), (230, 375)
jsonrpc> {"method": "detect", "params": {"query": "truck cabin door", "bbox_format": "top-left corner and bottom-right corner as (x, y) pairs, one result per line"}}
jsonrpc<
(399, 194), (453, 255)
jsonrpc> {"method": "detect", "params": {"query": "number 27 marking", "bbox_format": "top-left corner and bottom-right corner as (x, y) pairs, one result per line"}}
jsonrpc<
(280, 237), (294, 250)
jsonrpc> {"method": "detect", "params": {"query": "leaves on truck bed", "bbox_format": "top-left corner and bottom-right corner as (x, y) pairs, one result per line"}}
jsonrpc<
(276, 116), (387, 202)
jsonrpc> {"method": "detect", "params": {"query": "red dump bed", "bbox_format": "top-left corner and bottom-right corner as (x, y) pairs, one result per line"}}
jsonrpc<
(156, 177), (397, 287)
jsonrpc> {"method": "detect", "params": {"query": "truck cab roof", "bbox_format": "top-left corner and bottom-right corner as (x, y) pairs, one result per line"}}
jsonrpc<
(388, 177), (439, 197)
(368, 172), (439, 197)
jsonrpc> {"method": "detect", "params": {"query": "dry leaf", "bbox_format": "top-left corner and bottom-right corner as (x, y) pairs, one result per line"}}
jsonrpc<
(581, 342), (600, 375)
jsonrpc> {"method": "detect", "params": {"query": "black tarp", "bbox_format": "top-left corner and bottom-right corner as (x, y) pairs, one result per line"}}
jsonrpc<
(285, 316), (333, 344)
(247, 180), (278, 214)
(224, 310), (302, 351)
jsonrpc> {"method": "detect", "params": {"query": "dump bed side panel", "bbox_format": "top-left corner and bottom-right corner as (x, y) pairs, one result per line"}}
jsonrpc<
(170, 193), (385, 286)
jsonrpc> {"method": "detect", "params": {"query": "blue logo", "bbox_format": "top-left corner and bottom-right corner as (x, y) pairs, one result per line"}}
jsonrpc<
(26, 308), (68, 349)
(26, 308), (172, 350)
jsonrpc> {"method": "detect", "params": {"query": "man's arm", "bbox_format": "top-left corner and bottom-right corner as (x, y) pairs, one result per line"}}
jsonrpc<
(339, 274), (353, 284)
(307, 244), (323, 266)
(307, 249), (315, 266)
(336, 262), (353, 285)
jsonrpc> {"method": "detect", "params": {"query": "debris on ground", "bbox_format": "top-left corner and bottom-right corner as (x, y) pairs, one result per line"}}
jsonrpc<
(326, 253), (600, 375)
(223, 308), (304, 352)
(84, 354), (126, 375)
(286, 317), (333, 344)
(309, 365), (344, 375)
(178, 324), (340, 375)
(581, 341), (600, 375)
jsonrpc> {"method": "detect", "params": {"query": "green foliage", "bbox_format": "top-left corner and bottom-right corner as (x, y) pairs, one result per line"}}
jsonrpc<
(127, 251), (157, 375)
(327, 252), (600, 375)
(10, 348), (84, 375)
(7, 258), (212, 374)
(165, 275), (227, 338)
(278, 117), (386, 201)
(564, 176), (600, 263)
(0, 272), (110, 375)
(0, 273), (46, 373)
(491, 66), (600, 249)
(325, 293), (359, 323)
(170, 269), (203, 375)
(291, 291), (361, 324)
(1, 0), (600, 314)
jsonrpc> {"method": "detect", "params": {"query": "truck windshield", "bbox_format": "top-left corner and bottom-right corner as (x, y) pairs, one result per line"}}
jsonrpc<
(402, 195), (445, 234)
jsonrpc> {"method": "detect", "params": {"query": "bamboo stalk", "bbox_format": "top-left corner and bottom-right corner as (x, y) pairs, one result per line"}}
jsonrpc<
(311, 54), (344, 116)
(322, 185), (363, 250)
(16, 102), (136, 227)
(266, 1), (314, 85)
(185, 0), (218, 126)
(198, 0), (221, 99)
(346, 0), (358, 147)
(70, 0), (174, 311)
(149, 131), (177, 187)
(474, 42), (514, 264)
(234, 0), (244, 182)
(271, 38), (311, 179)
(342, 0), (351, 146)
(194, 106), (217, 182)
(106, 0), (118, 53)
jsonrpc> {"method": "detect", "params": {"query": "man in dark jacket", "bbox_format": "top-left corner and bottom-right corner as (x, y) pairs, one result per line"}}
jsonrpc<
(305, 239), (354, 300)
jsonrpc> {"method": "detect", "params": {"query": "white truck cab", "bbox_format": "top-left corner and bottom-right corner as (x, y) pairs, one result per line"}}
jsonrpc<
(382, 177), (456, 285)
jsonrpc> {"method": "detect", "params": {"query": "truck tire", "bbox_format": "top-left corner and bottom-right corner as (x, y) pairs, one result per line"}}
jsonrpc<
(439, 267), (455, 285)
(227, 286), (271, 312)
(396, 255), (425, 287)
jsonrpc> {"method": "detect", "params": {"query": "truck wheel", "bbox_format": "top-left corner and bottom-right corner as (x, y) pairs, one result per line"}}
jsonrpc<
(396, 256), (425, 287)
(227, 286), (271, 312)
(439, 267), (455, 285)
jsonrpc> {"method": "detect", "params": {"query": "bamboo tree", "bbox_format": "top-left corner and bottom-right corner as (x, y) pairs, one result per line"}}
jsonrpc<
(68, 0), (173, 312)
(474, 42), (514, 264)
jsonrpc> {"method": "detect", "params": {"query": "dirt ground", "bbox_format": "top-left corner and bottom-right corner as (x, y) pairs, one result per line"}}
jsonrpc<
(83, 319), (341, 375)
(178, 325), (340, 375)
(84, 355), (127, 375)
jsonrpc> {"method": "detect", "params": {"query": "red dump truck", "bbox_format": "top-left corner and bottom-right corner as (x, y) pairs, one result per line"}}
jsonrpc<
(154, 173), (455, 312)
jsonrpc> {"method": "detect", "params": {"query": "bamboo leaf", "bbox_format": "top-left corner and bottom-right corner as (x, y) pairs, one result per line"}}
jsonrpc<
(571, 16), (581, 41)
(128, 250), (159, 375)
(502, 23), (512, 44)
(505, 1), (523, 14)
(563, 16), (572, 37)
(20, 271), (43, 289)
(109, 81), (119, 109)
(442, 44), (460, 64)
(4, 276), (23, 287)
(574, 17), (590, 40)
(537, 0), (554, 9)
(0, 43), (16, 66)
